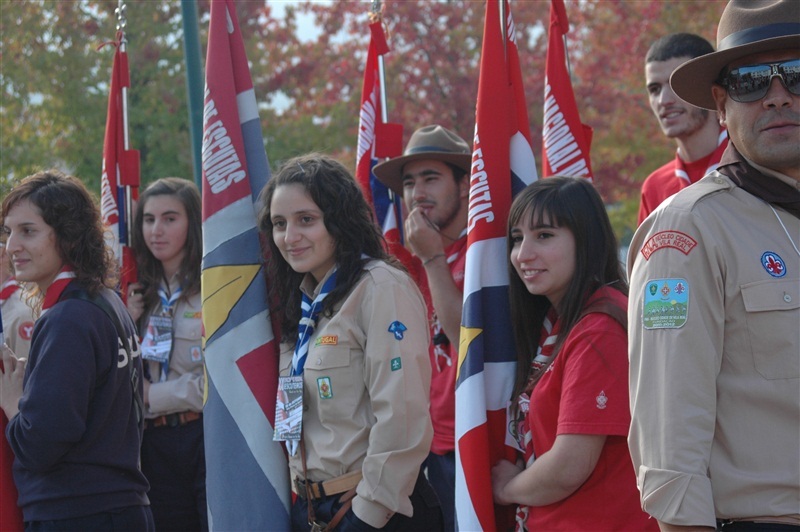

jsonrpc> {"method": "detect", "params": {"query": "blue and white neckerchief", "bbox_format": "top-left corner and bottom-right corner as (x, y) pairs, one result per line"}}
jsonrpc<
(290, 269), (338, 377)
(156, 283), (182, 382)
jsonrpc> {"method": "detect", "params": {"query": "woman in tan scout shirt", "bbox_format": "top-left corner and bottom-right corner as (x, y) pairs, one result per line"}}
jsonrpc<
(127, 177), (207, 531)
(258, 154), (442, 531)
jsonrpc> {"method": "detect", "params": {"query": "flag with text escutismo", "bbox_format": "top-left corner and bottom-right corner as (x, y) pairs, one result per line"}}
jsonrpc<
(99, 33), (140, 301)
(201, 1), (290, 529)
(355, 22), (404, 249)
(542, 0), (593, 180)
(455, 1), (537, 530)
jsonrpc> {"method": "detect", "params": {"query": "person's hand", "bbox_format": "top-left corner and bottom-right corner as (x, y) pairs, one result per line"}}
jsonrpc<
(0, 344), (26, 419)
(126, 282), (145, 322)
(404, 207), (444, 263)
(491, 458), (524, 505)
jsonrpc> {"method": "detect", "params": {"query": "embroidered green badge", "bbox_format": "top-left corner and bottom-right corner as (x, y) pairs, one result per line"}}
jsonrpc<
(391, 357), (402, 371)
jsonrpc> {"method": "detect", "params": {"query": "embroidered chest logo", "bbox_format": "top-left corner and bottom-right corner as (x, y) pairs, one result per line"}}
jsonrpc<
(388, 321), (407, 340)
(761, 251), (786, 278)
(596, 391), (608, 410)
(317, 377), (333, 399)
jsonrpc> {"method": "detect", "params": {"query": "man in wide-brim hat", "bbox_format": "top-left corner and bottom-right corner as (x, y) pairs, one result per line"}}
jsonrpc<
(628, 0), (799, 530)
(373, 124), (471, 532)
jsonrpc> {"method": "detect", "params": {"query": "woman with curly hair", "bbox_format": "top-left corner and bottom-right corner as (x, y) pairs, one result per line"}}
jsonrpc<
(258, 154), (441, 531)
(0, 170), (153, 530)
(125, 177), (206, 531)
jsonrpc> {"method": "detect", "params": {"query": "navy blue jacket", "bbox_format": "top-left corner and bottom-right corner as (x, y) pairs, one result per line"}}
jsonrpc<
(6, 283), (149, 521)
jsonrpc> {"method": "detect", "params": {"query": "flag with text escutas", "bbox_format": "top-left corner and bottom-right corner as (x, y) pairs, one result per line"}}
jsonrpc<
(201, 1), (289, 529)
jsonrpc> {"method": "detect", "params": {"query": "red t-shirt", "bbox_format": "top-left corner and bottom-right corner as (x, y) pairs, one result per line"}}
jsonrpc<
(525, 288), (656, 531)
(413, 235), (467, 455)
(638, 131), (728, 225)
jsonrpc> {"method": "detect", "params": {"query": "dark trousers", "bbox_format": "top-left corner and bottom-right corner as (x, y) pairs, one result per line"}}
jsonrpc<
(291, 468), (442, 531)
(141, 418), (207, 532)
(25, 505), (154, 531)
(423, 452), (455, 532)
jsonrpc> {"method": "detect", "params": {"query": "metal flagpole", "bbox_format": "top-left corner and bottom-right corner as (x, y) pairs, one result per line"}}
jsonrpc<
(500, 0), (507, 59)
(115, 0), (134, 250)
(371, 0), (396, 207)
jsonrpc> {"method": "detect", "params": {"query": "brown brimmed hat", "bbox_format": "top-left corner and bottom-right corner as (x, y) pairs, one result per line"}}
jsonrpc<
(670, 0), (800, 110)
(373, 125), (472, 196)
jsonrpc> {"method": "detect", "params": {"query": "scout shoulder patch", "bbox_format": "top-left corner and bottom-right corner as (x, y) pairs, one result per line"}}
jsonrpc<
(388, 321), (407, 340)
(643, 278), (689, 329)
(391, 357), (402, 371)
(640, 231), (697, 260)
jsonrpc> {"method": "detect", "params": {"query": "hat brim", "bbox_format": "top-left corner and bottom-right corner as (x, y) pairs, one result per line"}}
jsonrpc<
(671, 34), (800, 110)
(372, 152), (473, 196)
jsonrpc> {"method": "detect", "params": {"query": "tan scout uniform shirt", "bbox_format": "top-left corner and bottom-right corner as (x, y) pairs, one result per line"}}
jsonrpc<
(281, 261), (433, 528)
(628, 170), (800, 527)
(145, 289), (205, 416)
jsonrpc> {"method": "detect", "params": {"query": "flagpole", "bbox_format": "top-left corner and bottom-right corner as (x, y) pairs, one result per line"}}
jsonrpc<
(115, 0), (134, 249)
(499, 0), (507, 59)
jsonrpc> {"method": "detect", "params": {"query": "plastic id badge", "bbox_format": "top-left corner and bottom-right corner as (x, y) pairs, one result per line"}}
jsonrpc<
(141, 315), (173, 363)
(274, 375), (303, 442)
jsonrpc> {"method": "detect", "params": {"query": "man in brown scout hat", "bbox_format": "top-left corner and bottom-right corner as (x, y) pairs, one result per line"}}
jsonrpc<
(373, 124), (471, 532)
(628, 0), (799, 530)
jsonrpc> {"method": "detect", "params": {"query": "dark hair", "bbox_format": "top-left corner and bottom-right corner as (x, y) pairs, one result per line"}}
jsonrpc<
(507, 176), (627, 399)
(257, 153), (394, 343)
(1, 169), (116, 309)
(131, 177), (202, 317)
(646, 33), (714, 63)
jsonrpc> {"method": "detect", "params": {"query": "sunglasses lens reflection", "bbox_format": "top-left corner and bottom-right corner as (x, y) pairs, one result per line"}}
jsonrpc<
(725, 59), (800, 102)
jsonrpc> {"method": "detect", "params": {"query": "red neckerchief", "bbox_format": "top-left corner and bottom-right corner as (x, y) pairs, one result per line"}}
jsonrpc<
(41, 267), (77, 315)
(0, 278), (20, 304)
(512, 309), (560, 532)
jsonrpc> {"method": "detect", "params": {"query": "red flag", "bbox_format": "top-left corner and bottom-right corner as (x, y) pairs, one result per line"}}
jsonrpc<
(455, 1), (537, 530)
(201, 1), (290, 529)
(100, 33), (140, 301)
(542, 0), (593, 180)
(355, 22), (404, 235)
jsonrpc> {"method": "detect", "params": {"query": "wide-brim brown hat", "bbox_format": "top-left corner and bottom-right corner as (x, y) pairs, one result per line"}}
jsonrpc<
(373, 124), (472, 196)
(670, 0), (800, 110)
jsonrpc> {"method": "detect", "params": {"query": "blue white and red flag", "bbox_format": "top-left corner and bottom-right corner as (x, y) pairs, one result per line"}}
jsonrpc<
(542, 0), (593, 179)
(355, 22), (404, 249)
(99, 32), (140, 301)
(201, 1), (289, 529)
(455, 1), (537, 530)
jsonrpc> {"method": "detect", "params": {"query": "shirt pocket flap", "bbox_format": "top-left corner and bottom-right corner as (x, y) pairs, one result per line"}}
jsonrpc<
(305, 347), (350, 371)
(174, 316), (202, 340)
(741, 279), (800, 312)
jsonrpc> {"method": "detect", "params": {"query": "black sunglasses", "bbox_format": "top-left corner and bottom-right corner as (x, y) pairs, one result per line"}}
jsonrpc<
(718, 59), (800, 103)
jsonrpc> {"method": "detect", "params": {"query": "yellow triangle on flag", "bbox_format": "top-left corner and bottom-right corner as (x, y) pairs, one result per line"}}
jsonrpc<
(201, 264), (261, 340)
(457, 325), (483, 380)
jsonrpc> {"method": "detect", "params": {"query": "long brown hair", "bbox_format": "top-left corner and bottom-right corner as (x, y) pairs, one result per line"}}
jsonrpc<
(131, 177), (202, 323)
(257, 153), (395, 344)
(507, 177), (627, 399)
(1, 169), (116, 312)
